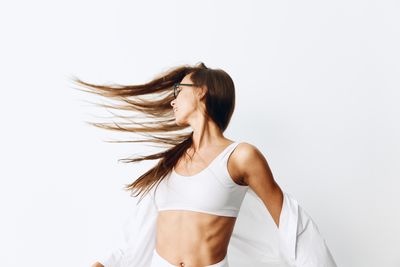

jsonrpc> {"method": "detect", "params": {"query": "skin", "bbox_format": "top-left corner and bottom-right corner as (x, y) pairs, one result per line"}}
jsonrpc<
(153, 73), (284, 266)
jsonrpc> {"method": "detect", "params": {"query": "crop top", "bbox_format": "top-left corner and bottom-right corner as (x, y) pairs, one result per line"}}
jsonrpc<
(154, 142), (249, 217)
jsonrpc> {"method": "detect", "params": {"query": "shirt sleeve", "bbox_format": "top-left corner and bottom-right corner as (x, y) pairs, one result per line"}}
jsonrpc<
(96, 186), (159, 267)
(229, 189), (337, 267)
(97, 246), (126, 267)
(278, 192), (337, 267)
(96, 198), (142, 267)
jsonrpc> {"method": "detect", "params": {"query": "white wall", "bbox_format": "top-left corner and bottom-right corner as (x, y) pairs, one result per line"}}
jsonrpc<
(1, 0), (399, 266)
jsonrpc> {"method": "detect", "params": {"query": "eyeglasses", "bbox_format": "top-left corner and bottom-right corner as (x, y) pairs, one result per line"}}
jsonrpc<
(173, 83), (196, 98)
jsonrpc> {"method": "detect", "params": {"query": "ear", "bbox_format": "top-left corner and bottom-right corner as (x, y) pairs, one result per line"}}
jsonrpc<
(197, 85), (208, 100)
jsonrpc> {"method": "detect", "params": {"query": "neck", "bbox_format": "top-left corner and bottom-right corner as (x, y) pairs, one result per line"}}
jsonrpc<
(190, 116), (226, 152)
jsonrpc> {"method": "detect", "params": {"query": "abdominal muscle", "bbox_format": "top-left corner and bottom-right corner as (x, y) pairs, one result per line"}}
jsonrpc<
(156, 210), (236, 266)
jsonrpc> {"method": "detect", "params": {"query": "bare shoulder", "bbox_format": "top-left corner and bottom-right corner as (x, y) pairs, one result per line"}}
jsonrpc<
(234, 142), (261, 158)
(229, 142), (265, 185)
(231, 142), (264, 165)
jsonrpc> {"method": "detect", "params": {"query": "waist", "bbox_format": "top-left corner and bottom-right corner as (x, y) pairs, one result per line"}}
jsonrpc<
(156, 210), (235, 264)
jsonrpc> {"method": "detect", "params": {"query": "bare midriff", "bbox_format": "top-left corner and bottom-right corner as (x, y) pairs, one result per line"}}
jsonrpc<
(156, 210), (236, 267)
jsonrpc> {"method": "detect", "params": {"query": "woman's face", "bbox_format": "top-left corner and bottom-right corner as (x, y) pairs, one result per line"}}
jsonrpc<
(170, 74), (206, 127)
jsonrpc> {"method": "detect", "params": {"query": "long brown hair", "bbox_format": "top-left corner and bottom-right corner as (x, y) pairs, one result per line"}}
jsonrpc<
(70, 62), (236, 204)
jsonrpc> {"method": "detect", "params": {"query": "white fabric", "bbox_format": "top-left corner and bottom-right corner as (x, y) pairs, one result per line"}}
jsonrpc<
(156, 142), (249, 217)
(97, 185), (337, 267)
(150, 248), (229, 267)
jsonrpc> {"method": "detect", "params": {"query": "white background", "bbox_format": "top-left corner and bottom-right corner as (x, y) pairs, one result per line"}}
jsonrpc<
(1, 0), (399, 266)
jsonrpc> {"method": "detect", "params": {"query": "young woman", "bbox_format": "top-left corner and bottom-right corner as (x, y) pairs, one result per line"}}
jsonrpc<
(73, 62), (336, 267)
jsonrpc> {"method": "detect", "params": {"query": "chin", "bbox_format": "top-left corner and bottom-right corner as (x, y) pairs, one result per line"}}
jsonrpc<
(175, 118), (189, 127)
(175, 120), (184, 127)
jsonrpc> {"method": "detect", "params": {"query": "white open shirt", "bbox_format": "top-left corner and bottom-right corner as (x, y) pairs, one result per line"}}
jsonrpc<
(97, 187), (337, 267)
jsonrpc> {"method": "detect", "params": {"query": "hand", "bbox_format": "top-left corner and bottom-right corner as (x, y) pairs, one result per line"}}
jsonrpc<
(90, 262), (104, 267)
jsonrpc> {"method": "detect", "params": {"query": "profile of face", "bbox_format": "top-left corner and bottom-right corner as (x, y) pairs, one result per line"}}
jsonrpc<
(170, 73), (207, 127)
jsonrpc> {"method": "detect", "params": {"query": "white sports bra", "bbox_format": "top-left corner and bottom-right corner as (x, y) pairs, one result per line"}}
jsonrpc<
(154, 142), (249, 217)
